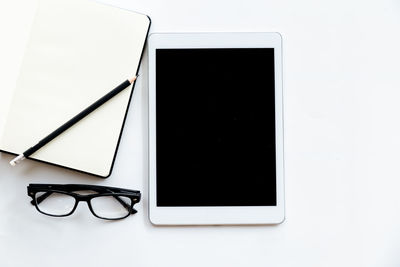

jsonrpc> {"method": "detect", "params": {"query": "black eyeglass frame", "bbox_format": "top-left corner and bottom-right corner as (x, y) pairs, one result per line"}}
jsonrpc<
(27, 184), (141, 220)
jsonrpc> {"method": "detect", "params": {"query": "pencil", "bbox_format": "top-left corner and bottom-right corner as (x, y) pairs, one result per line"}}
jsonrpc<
(9, 76), (138, 166)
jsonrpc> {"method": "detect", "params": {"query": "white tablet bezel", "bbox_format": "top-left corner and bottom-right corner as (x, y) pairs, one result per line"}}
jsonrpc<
(148, 32), (284, 225)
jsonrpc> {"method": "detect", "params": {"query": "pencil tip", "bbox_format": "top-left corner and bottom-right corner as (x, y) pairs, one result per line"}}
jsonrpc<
(129, 76), (138, 84)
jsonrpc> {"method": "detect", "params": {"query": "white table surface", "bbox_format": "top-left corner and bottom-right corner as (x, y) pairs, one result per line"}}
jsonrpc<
(1, 0), (400, 266)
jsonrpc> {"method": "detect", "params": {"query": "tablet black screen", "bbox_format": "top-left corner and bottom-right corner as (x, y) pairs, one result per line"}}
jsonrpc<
(156, 48), (276, 206)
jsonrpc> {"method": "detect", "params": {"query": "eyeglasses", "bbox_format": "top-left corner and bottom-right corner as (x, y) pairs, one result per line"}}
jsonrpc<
(27, 184), (141, 220)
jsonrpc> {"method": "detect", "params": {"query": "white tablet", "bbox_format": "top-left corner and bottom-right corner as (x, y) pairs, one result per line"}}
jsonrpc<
(148, 32), (284, 225)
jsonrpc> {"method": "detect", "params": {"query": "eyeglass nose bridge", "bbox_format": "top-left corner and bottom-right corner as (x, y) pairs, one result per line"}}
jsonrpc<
(73, 196), (94, 213)
(76, 195), (92, 202)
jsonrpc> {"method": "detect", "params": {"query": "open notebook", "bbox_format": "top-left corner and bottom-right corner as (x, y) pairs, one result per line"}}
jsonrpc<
(0, 0), (150, 177)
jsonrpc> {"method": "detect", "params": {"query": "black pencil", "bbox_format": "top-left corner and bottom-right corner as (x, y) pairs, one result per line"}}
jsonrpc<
(10, 76), (137, 166)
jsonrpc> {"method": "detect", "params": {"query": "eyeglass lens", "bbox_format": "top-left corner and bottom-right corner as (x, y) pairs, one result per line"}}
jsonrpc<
(35, 192), (76, 216)
(90, 195), (132, 219)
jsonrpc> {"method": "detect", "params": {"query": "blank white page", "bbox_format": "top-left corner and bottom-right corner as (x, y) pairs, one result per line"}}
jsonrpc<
(0, 0), (150, 177)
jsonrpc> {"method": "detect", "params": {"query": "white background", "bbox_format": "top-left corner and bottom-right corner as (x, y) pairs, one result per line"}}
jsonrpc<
(0, 0), (400, 266)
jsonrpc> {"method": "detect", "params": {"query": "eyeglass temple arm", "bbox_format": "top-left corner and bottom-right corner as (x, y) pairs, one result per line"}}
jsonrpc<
(103, 190), (137, 214)
(30, 191), (52, 205)
(115, 196), (137, 214)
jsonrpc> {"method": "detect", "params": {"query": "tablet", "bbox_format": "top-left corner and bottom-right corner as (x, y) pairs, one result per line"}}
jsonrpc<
(148, 32), (284, 225)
